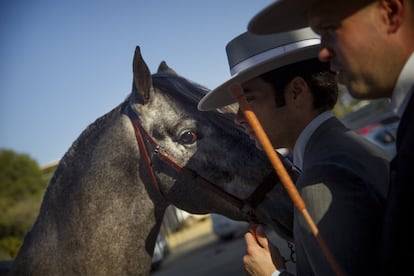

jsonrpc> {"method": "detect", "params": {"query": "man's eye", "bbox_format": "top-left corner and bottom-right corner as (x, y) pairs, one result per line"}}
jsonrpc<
(245, 95), (255, 102)
(320, 25), (338, 36)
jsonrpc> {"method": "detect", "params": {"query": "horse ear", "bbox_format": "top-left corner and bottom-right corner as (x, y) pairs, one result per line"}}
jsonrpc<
(132, 46), (153, 104)
(157, 61), (178, 76)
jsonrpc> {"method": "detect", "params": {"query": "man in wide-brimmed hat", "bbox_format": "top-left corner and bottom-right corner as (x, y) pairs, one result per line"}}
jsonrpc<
(248, 1), (414, 275)
(198, 28), (390, 275)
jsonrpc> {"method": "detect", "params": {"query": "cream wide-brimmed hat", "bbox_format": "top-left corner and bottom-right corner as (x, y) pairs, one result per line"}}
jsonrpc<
(197, 27), (320, 111)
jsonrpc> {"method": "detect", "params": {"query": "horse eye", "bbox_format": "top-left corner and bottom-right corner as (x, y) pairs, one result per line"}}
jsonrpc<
(179, 130), (197, 144)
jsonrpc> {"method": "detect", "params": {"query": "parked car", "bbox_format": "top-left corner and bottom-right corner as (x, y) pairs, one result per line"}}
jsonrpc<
(210, 213), (249, 240)
(151, 233), (170, 270)
(356, 121), (398, 159)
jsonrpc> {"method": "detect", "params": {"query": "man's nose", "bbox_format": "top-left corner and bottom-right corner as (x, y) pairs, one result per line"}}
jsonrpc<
(234, 108), (246, 126)
(318, 46), (334, 63)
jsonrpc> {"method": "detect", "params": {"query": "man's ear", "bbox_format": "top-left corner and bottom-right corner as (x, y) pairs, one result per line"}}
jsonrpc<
(380, 0), (404, 33)
(289, 77), (308, 100)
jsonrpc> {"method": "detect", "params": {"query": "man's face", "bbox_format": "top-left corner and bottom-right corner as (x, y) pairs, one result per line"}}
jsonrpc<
(234, 77), (294, 150)
(307, 0), (393, 99)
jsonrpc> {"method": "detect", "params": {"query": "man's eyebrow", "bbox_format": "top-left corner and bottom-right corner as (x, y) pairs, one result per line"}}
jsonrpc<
(243, 87), (253, 95)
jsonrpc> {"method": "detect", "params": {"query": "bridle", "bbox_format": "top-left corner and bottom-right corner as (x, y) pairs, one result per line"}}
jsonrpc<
(124, 102), (285, 222)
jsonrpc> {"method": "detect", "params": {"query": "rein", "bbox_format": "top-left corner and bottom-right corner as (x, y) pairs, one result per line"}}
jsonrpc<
(124, 103), (281, 222)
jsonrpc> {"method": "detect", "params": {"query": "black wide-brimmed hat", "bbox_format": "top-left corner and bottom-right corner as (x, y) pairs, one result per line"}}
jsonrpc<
(247, 0), (372, 34)
(198, 27), (320, 111)
(248, 0), (313, 34)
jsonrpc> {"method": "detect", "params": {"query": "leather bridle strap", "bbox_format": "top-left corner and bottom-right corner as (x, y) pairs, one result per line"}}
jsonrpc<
(245, 158), (299, 210)
(125, 103), (245, 208)
(124, 103), (279, 220)
(127, 105), (163, 199)
(245, 171), (279, 209)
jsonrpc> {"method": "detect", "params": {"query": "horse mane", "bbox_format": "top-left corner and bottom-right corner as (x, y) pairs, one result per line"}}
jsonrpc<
(152, 72), (241, 133)
(152, 72), (209, 105)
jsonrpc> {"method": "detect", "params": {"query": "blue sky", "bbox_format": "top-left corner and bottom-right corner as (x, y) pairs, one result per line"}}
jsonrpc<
(0, 0), (272, 166)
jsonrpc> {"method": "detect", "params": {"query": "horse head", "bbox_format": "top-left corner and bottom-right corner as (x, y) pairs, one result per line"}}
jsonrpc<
(130, 46), (297, 241)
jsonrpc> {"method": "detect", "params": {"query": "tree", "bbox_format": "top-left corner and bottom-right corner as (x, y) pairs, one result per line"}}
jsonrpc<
(0, 149), (49, 259)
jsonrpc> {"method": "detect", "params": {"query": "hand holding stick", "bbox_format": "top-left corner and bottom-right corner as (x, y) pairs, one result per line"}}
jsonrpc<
(229, 83), (344, 276)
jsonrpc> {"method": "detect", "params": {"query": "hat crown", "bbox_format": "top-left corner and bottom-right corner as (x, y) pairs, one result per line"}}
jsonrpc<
(226, 28), (320, 75)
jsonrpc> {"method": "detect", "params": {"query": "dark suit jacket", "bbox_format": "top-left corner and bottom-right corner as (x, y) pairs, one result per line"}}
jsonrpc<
(293, 117), (390, 276)
(380, 86), (414, 275)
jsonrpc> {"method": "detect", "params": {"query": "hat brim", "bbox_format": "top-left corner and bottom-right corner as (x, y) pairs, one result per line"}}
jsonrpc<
(198, 44), (319, 111)
(248, 0), (312, 34)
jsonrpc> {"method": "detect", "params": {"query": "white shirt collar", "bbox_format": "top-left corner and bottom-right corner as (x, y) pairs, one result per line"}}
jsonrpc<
(391, 52), (414, 118)
(293, 111), (334, 170)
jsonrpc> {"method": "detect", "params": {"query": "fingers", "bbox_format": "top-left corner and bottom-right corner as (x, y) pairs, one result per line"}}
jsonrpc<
(246, 225), (287, 271)
(244, 228), (260, 252)
(254, 225), (269, 250)
(243, 225), (278, 276)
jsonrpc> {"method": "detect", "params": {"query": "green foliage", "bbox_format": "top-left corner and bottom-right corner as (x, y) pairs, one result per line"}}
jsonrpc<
(0, 149), (46, 201)
(0, 237), (22, 260)
(0, 149), (50, 259)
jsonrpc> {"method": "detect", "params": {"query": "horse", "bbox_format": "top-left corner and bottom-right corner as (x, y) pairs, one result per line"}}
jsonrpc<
(9, 46), (298, 275)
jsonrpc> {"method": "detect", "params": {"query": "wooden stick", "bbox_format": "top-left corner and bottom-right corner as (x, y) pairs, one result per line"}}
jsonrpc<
(229, 83), (344, 276)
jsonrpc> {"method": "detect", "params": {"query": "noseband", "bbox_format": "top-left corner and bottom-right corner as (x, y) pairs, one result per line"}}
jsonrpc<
(124, 103), (289, 222)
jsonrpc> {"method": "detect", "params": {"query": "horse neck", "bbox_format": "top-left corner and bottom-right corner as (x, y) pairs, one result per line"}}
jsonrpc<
(10, 106), (169, 275)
